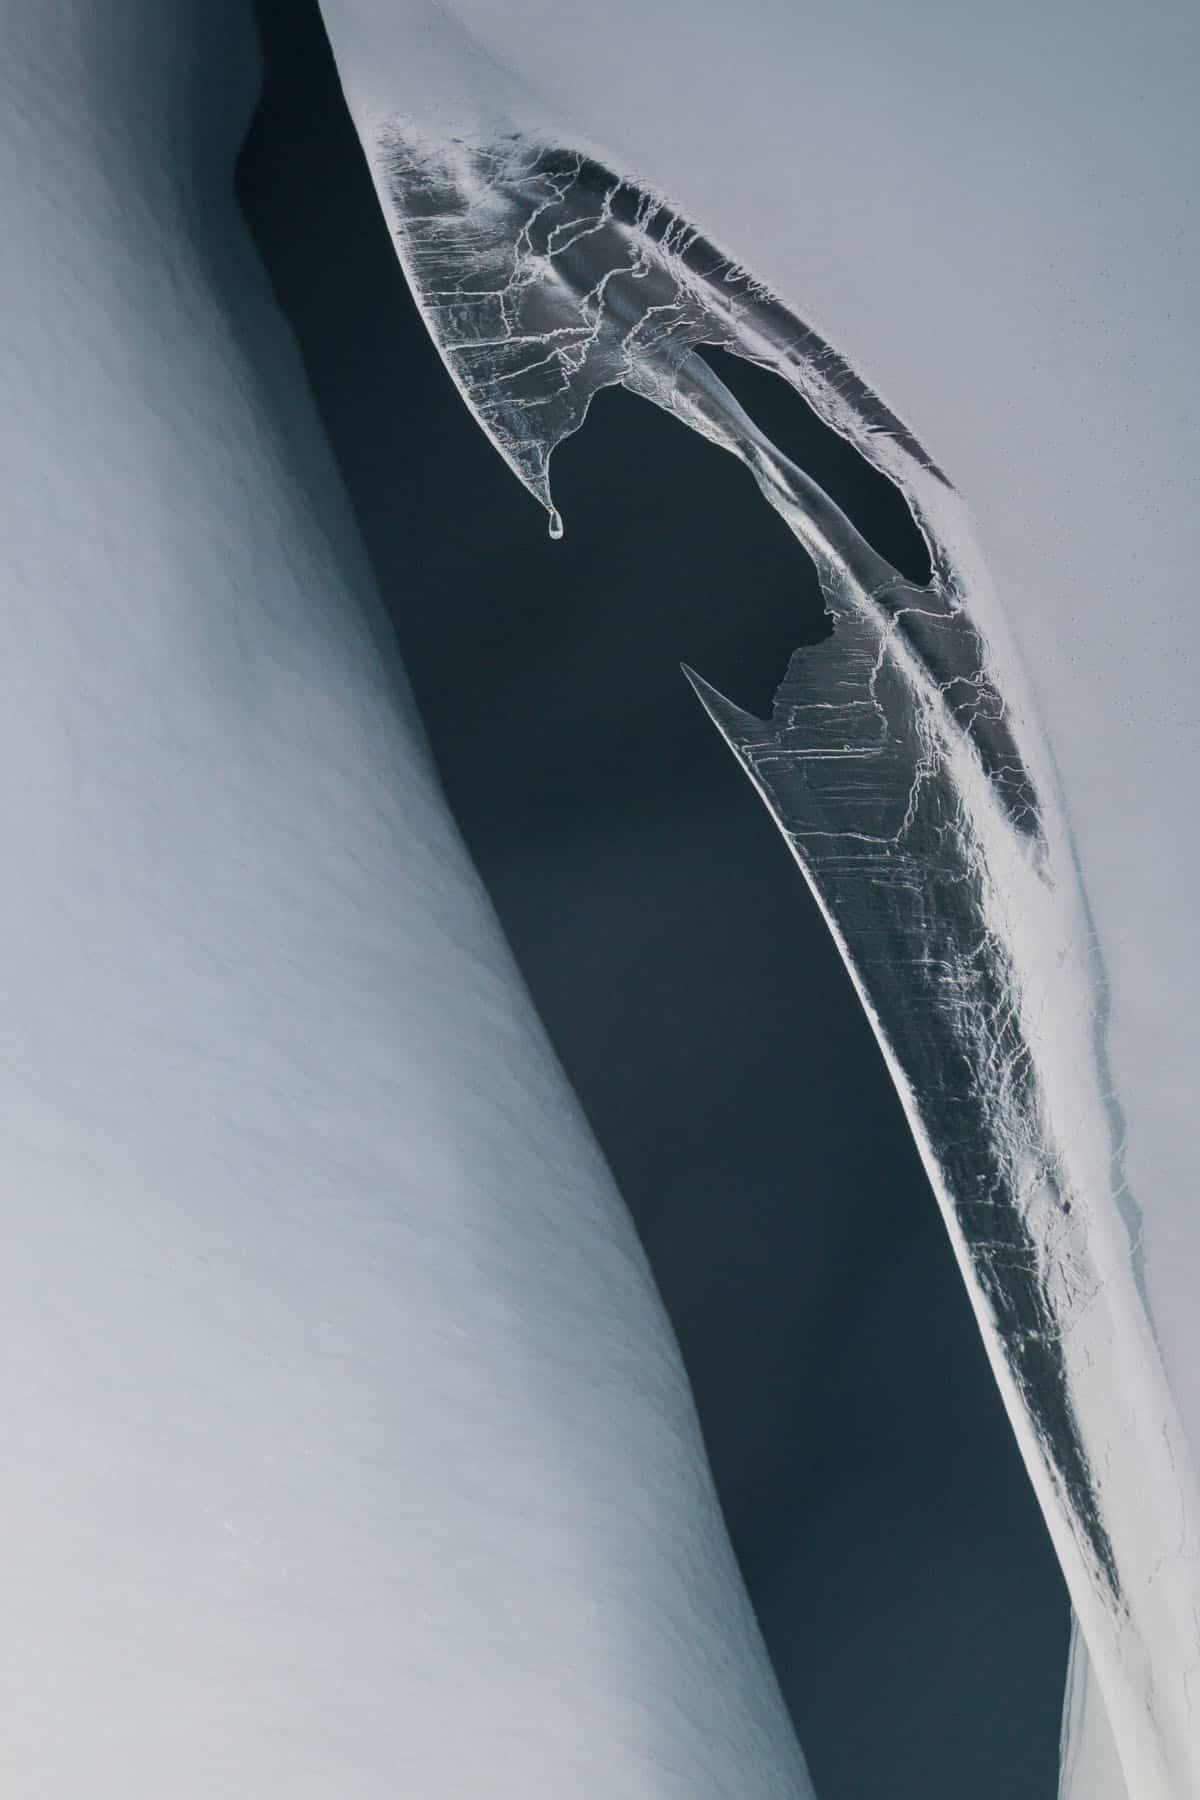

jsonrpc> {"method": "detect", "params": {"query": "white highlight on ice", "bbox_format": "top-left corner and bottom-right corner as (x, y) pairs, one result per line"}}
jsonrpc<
(318, 1), (1200, 1791)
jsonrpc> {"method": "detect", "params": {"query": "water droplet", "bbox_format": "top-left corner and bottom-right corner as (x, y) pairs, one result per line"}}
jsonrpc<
(547, 508), (564, 541)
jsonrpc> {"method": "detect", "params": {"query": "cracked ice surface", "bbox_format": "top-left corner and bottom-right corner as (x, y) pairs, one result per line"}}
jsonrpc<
(344, 118), (1200, 1798)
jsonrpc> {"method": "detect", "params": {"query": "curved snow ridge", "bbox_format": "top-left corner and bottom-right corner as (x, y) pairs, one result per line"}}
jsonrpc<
(1, 7), (821, 1791)
(360, 117), (1200, 1800)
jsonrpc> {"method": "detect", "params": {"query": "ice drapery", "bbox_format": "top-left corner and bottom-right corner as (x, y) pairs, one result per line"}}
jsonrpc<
(342, 117), (1200, 1800)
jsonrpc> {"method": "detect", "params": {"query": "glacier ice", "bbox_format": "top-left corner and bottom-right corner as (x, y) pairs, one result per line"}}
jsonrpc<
(0, 3), (815, 1794)
(317, 4), (1200, 1789)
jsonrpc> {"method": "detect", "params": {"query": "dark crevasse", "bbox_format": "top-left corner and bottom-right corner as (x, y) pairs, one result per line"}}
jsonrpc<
(234, 4), (1069, 1794)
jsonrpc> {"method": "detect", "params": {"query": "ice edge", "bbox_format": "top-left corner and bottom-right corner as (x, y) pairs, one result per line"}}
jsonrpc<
(362, 120), (1200, 1800)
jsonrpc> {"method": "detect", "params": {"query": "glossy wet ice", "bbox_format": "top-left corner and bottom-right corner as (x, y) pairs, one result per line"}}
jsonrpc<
(347, 117), (1200, 1800)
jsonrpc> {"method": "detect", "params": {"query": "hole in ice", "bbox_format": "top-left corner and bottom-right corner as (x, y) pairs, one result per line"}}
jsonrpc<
(696, 345), (934, 588)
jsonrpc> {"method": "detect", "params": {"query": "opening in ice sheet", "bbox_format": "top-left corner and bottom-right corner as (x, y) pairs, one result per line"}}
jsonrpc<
(695, 346), (933, 589)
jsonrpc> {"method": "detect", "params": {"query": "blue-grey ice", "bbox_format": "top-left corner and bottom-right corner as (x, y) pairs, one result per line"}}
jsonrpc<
(0, 4), (814, 1794)
(319, 1), (1200, 1793)
(4, 0), (1198, 1791)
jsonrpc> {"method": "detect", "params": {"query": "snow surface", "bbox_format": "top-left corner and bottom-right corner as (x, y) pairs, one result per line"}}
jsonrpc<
(318, 1), (1200, 1792)
(0, 4), (814, 1794)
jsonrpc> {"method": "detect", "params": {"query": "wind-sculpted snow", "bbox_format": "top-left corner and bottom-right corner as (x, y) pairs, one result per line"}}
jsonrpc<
(1, 11), (820, 1793)
(363, 123), (1200, 1799)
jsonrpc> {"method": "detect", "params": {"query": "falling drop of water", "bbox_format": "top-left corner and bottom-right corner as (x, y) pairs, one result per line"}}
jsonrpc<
(548, 508), (564, 541)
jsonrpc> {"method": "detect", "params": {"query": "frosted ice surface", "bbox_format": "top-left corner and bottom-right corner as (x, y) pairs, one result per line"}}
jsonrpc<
(317, 3), (1200, 1790)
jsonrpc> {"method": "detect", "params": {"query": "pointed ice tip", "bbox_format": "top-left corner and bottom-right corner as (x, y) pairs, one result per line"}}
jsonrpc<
(547, 508), (564, 541)
(679, 663), (761, 741)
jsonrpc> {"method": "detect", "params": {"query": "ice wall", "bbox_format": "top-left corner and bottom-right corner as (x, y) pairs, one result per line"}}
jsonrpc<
(0, 4), (814, 1793)
(317, 1), (1200, 1792)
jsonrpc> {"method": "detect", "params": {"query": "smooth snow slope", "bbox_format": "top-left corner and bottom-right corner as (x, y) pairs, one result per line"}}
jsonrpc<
(0, 4), (814, 1794)
(317, 1), (1200, 1792)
